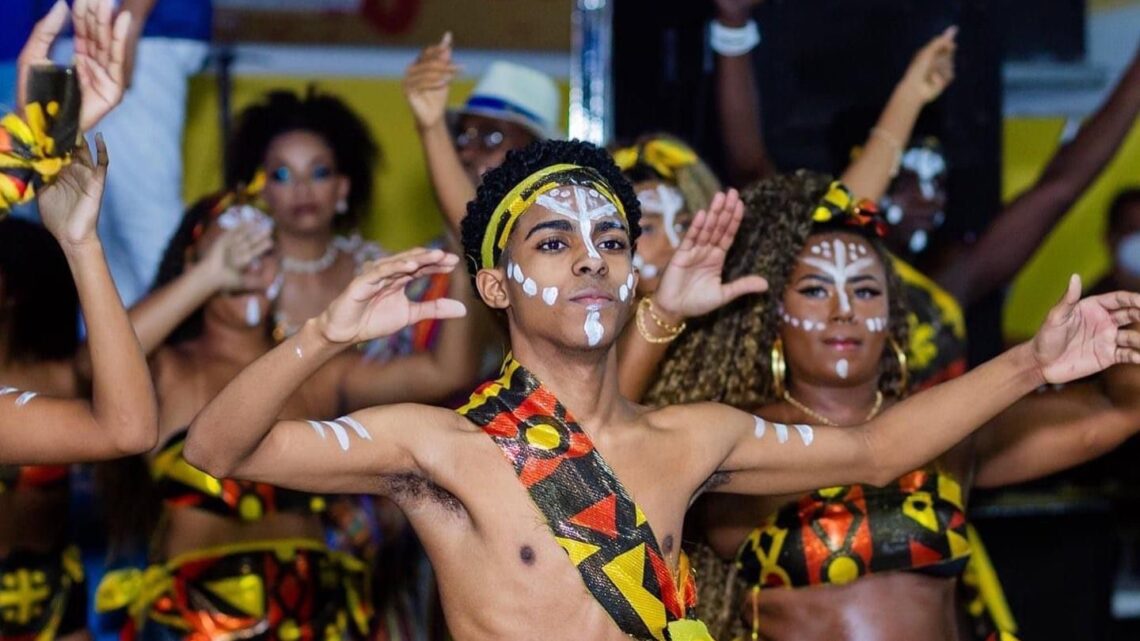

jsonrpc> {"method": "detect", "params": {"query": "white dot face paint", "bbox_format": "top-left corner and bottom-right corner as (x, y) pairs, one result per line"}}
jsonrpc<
(245, 297), (261, 327)
(865, 317), (888, 333)
(542, 287), (559, 306)
(800, 238), (875, 314)
(633, 254), (660, 279)
(754, 417), (767, 439)
(636, 184), (686, 248)
(295, 346), (304, 360)
(836, 358), (849, 379)
(535, 185), (620, 260)
(523, 278), (538, 297)
(584, 304), (604, 346)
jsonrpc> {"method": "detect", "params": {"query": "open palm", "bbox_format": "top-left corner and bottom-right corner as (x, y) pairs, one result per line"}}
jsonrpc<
(319, 248), (467, 345)
(1032, 275), (1140, 383)
(652, 189), (768, 319)
(17, 0), (130, 133)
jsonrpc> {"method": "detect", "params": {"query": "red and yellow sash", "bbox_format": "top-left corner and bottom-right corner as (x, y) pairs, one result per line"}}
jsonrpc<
(458, 358), (711, 641)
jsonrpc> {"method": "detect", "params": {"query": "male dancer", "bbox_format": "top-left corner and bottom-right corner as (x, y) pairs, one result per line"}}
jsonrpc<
(187, 140), (1140, 641)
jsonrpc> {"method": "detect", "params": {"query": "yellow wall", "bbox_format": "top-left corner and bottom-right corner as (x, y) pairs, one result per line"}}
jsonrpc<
(1001, 116), (1140, 341)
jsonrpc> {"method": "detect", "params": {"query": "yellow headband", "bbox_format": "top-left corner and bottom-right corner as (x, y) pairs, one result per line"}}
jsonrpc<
(612, 138), (699, 181)
(478, 163), (628, 270)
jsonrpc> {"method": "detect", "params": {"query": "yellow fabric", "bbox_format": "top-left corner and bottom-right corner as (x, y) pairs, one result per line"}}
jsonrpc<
(479, 163), (628, 269)
(0, 105), (71, 214)
(963, 524), (1018, 634)
(612, 138), (699, 180)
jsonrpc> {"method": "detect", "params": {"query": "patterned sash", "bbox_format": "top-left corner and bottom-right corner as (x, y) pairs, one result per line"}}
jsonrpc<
(458, 358), (711, 641)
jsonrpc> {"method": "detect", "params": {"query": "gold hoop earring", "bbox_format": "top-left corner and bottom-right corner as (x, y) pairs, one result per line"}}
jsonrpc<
(771, 337), (787, 398)
(889, 337), (909, 395)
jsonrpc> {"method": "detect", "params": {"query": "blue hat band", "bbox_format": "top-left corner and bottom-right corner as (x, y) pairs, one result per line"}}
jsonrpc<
(462, 95), (548, 132)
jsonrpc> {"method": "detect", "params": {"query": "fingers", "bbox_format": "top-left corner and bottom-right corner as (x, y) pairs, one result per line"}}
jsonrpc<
(359, 248), (459, 284)
(94, 133), (109, 172)
(1111, 306), (1140, 327)
(722, 275), (769, 303)
(19, 0), (68, 64)
(676, 209), (706, 253)
(708, 189), (738, 250)
(1117, 329), (1140, 351)
(108, 11), (131, 90)
(408, 298), (467, 324)
(94, 0), (113, 70)
(73, 0), (91, 57)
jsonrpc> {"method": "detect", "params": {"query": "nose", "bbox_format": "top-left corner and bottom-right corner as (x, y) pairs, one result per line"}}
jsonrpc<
(573, 248), (608, 278)
(830, 289), (857, 324)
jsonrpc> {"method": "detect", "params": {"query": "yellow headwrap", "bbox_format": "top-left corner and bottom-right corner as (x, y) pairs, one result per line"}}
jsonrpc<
(612, 138), (699, 181)
(478, 163), (628, 270)
(0, 103), (73, 215)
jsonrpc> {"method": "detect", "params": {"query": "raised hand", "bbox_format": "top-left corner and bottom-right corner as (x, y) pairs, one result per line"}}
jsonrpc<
(900, 26), (957, 104)
(1032, 274), (1140, 384)
(199, 221), (275, 292)
(38, 133), (108, 248)
(16, 0), (131, 132)
(318, 248), (467, 345)
(403, 32), (460, 130)
(651, 188), (768, 320)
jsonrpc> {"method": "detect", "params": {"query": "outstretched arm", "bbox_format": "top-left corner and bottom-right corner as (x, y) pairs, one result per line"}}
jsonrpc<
(973, 371), (1140, 488)
(936, 44), (1140, 308)
(617, 189), (767, 400)
(708, 276), (1140, 495)
(404, 33), (474, 235)
(184, 249), (468, 490)
(712, 0), (776, 186)
(0, 137), (157, 464)
(840, 27), (957, 201)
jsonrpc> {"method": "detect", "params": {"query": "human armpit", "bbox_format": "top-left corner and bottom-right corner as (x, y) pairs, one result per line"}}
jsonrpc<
(222, 403), (465, 496)
(974, 382), (1140, 488)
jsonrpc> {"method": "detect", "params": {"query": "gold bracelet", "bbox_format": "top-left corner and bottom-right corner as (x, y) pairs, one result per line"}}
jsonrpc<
(636, 298), (686, 344)
(640, 297), (685, 333)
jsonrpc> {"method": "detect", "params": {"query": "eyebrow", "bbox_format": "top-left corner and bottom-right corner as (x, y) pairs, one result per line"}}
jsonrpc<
(596, 220), (629, 235)
(524, 219), (574, 239)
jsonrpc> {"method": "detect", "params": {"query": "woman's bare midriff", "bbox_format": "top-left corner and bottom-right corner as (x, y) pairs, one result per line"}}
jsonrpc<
(744, 571), (960, 641)
(160, 507), (324, 560)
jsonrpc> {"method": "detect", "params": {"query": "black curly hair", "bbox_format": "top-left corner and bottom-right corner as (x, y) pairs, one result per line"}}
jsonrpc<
(226, 88), (380, 232)
(646, 170), (910, 409)
(460, 139), (642, 286)
(0, 218), (79, 361)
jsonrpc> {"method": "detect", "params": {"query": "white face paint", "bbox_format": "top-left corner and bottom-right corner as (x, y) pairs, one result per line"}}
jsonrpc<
(753, 417), (814, 447)
(523, 278), (538, 297)
(584, 304), (604, 346)
(535, 185), (619, 260)
(619, 272), (634, 302)
(245, 296), (261, 327)
(633, 253), (660, 279)
(266, 273), (284, 302)
(15, 392), (36, 407)
(637, 184), (686, 248)
(865, 317), (888, 333)
(901, 147), (947, 201)
(800, 239), (875, 314)
(542, 287), (559, 306)
(835, 358), (849, 379)
(295, 346), (304, 359)
(781, 308), (825, 332)
(908, 229), (929, 253)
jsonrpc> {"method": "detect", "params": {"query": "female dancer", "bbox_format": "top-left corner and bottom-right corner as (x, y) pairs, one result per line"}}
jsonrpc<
(225, 89), (449, 360)
(94, 192), (477, 641)
(645, 172), (1140, 641)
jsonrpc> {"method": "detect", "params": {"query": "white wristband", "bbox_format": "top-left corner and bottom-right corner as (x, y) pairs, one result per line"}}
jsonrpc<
(710, 19), (761, 57)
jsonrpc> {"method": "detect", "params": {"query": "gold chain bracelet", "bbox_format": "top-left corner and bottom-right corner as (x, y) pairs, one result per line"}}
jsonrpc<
(636, 297), (686, 343)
